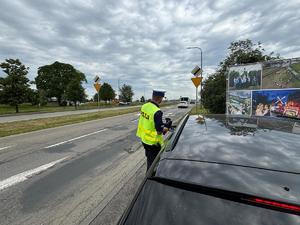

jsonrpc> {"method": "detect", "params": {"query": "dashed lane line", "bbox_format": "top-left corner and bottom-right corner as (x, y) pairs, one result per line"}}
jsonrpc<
(0, 157), (68, 191)
(44, 129), (107, 149)
(0, 146), (12, 151)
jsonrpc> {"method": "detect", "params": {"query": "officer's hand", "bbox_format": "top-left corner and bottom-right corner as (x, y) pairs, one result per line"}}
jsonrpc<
(163, 127), (169, 135)
(165, 118), (172, 129)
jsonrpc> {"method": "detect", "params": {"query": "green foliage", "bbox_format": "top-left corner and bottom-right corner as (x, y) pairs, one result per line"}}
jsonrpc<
(99, 82), (115, 101)
(291, 63), (300, 73)
(202, 39), (279, 114)
(219, 39), (279, 73)
(0, 59), (31, 112)
(202, 73), (226, 113)
(119, 84), (134, 102)
(140, 96), (145, 102)
(26, 89), (39, 105)
(35, 61), (86, 105)
(38, 89), (48, 106)
(65, 78), (86, 108)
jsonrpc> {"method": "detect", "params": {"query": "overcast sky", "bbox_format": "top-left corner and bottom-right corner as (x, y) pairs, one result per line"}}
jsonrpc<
(1, 0), (300, 100)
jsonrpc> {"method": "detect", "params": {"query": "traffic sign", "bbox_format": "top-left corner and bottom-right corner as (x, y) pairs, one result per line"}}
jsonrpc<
(94, 83), (101, 92)
(94, 75), (100, 83)
(191, 65), (201, 76)
(191, 77), (202, 87)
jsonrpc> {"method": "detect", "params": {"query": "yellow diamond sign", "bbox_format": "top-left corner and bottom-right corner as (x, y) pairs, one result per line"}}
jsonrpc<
(191, 77), (202, 88)
(94, 83), (101, 92)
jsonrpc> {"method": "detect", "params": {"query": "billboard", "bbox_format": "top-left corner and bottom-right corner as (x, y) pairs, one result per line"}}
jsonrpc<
(228, 63), (262, 90)
(228, 91), (251, 116)
(226, 58), (300, 120)
(262, 59), (300, 89)
(252, 89), (300, 118)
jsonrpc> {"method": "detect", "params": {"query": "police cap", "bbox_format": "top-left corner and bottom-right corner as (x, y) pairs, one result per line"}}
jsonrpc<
(152, 89), (166, 97)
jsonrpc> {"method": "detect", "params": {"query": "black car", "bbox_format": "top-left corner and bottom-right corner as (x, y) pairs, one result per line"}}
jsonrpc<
(118, 114), (300, 225)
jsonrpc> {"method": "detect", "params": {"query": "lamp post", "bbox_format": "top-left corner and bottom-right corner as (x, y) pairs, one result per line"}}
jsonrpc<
(187, 46), (203, 112)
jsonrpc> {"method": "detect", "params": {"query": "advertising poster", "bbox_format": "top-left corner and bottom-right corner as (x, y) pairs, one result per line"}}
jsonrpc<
(228, 91), (251, 116)
(262, 59), (300, 89)
(228, 63), (262, 90)
(252, 89), (300, 118)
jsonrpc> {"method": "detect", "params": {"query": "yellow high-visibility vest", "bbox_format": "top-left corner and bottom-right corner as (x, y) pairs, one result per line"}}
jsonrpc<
(136, 102), (164, 147)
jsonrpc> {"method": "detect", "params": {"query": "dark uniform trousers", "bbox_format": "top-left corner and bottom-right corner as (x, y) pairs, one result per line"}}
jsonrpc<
(142, 142), (161, 170)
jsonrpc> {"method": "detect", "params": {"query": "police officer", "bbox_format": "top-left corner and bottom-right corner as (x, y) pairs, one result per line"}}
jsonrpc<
(136, 90), (169, 170)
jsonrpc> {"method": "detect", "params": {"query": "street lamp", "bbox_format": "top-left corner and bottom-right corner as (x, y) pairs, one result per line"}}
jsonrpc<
(187, 46), (203, 109)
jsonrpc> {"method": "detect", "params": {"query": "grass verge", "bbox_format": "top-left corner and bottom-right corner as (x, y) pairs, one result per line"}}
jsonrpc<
(0, 102), (131, 115)
(189, 105), (210, 115)
(0, 107), (140, 137)
(0, 101), (175, 115)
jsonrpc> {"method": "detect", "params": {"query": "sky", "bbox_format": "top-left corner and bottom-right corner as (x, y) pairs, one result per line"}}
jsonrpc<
(1, 0), (300, 100)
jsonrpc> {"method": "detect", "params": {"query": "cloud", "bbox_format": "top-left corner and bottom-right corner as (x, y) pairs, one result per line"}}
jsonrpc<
(0, 0), (300, 99)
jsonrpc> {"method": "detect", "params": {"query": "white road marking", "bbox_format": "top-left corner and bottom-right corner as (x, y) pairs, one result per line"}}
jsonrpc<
(0, 157), (68, 191)
(45, 129), (107, 149)
(0, 146), (12, 151)
(131, 119), (139, 122)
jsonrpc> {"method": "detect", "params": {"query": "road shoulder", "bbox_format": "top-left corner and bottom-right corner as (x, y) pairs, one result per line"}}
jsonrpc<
(88, 162), (146, 225)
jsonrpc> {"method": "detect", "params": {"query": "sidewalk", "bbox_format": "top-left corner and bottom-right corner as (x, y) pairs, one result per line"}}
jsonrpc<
(0, 106), (140, 123)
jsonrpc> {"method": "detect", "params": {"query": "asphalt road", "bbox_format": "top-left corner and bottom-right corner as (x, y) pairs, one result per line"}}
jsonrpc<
(0, 105), (190, 225)
(0, 105), (140, 123)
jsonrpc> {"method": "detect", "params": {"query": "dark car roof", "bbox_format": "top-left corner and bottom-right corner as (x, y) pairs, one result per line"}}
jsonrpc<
(163, 115), (300, 173)
(155, 115), (300, 205)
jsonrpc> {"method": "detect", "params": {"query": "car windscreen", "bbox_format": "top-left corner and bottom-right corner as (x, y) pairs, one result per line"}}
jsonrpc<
(122, 179), (300, 225)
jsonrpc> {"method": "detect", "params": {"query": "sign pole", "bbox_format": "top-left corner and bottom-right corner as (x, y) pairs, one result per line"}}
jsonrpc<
(98, 89), (100, 110)
(196, 86), (198, 115)
(93, 75), (101, 110)
(191, 76), (202, 116)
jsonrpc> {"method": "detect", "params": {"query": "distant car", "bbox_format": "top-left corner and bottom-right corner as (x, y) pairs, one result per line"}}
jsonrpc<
(119, 102), (130, 106)
(177, 101), (188, 108)
(118, 114), (300, 225)
(190, 100), (195, 104)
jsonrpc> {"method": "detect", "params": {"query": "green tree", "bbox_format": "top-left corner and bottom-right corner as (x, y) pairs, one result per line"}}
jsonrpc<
(140, 96), (145, 102)
(66, 78), (87, 109)
(0, 59), (31, 113)
(26, 88), (39, 106)
(0, 79), (5, 103)
(201, 39), (279, 113)
(219, 39), (278, 74)
(38, 89), (48, 106)
(119, 84), (134, 102)
(99, 82), (115, 102)
(201, 73), (226, 113)
(35, 61), (86, 105)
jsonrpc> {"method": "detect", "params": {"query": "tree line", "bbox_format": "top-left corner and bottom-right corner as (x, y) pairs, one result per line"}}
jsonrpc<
(0, 60), (134, 113)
